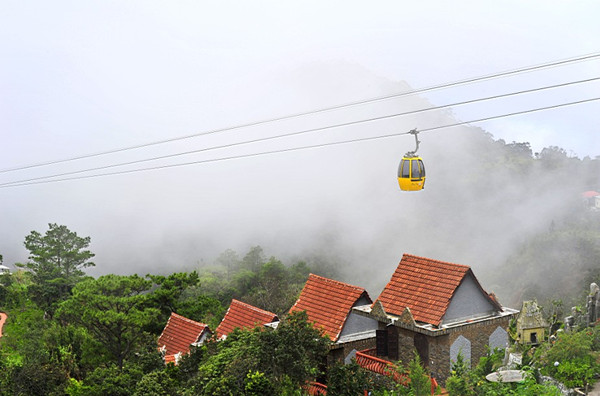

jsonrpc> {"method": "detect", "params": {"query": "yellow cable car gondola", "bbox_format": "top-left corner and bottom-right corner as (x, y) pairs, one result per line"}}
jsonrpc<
(398, 129), (425, 191)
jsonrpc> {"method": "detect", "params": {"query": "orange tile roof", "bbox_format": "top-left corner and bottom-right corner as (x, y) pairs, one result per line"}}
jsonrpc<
(164, 354), (177, 365)
(355, 350), (408, 384)
(375, 254), (498, 327)
(304, 381), (328, 395)
(215, 299), (279, 339)
(289, 273), (372, 342)
(158, 312), (210, 358)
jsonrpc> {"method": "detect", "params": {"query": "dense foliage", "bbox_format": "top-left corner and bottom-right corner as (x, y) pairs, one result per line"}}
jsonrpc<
(16, 223), (95, 315)
(0, 225), (335, 395)
(445, 349), (561, 396)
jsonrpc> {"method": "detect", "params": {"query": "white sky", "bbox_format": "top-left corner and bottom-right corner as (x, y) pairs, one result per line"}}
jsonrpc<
(2, 1), (599, 159)
(0, 1), (599, 285)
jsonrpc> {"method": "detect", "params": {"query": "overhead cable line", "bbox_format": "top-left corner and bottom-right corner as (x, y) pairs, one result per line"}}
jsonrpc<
(2, 51), (599, 174)
(2, 76), (598, 187)
(2, 96), (598, 189)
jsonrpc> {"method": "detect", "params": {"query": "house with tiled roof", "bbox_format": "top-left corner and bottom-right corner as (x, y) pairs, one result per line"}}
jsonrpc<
(289, 273), (379, 362)
(158, 312), (211, 365)
(353, 254), (518, 384)
(582, 191), (600, 209)
(215, 299), (279, 339)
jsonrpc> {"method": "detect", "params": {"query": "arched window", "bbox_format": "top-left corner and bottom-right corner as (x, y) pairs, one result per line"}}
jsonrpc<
(450, 335), (471, 367)
(489, 326), (508, 350)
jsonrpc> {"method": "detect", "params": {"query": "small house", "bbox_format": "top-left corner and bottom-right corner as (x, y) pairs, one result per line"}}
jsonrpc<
(289, 273), (379, 362)
(354, 254), (518, 384)
(582, 191), (600, 209)
(158, 312), (211, 365)
(215, 299), (279, 339)
(516, 300), (547, 345)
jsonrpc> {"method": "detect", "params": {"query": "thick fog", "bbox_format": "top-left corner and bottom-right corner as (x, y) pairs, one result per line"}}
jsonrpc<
(1, 61), (596, 307)
(1, 1), (599, 307)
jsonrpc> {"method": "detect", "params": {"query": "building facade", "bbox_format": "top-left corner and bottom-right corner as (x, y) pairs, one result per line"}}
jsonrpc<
(354, 254), (518, 384)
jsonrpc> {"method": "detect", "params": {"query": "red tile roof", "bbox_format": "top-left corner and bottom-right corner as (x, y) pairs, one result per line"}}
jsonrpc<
(355, 350), (408, 384)
(375, 254), (499, 327)
(158, 312), (210, 359)
(164, 354), (177, 365)
(355, 349), (440, 394)
(304, 382), (328, 395)
(289, 273), (372, 342)
(215, 299), (279, 339)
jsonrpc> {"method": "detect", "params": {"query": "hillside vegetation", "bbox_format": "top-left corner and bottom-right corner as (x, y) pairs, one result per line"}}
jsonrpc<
(0, 131), (599, 394)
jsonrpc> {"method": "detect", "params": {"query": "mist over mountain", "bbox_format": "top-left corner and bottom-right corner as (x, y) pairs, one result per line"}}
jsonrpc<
(1, 61), (598, 309)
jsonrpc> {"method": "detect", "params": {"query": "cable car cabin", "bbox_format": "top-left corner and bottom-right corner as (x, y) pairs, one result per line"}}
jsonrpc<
(398, 157), (426, 191)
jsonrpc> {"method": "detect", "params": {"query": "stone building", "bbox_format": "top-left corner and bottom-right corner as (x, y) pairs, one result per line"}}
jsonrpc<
(353, 254), (518, 384)
(516, 300), (547, 345)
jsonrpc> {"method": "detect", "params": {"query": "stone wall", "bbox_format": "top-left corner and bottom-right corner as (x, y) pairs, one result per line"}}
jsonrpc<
(386, 315), (514, 385)
(327, 336), (377, 366)
(447, 315), (512, 373)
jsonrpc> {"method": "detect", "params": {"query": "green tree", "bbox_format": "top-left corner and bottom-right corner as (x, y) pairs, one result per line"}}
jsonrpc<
(327, 361), (373, 396)
(244, 370), (275, 396)
(82, 364), (144, 396)
(259, 310), (329, 386)
(57, 275), (159, 369)
(133, 370), (177, 396)
(241, 246), (265, 272)
(445, 352), (473, 396)
(405, 353), (432, 396)
(216, 249), (241, 280)
(247, 258), (290, 314)
(196, 310), (329, 394)
(18, 223), (95, 313)
(536, 330), (598, 388)
(146, 271), (223, 333)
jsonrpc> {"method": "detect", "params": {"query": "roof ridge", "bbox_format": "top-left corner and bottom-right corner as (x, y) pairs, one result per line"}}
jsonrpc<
(375, 254), (477, 326)
(308, 273), (366, 292)
(402, 253), (471, 270)
(290, 274), (370, 342)
(170, 312), (207, 328)
(231, 299), (277, 317)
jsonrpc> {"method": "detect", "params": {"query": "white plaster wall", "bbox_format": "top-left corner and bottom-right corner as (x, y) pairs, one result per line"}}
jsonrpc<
(443, 273), (496, 322)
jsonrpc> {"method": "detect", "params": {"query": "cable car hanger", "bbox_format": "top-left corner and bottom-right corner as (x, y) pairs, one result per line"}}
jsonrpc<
(405, 129), (420, 158)
(398, 129), (426, 191)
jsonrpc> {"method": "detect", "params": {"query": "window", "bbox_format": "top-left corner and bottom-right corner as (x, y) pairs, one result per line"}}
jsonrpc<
(400, 159), (410, 178)
(418, 159), (425, 177)
(530, 332), (538, 344)
(411, 160), (420, 179)
(376, 329), (388, 356)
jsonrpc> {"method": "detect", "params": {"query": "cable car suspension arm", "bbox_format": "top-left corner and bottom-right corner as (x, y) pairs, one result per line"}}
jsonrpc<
(405, 129), (420, 157)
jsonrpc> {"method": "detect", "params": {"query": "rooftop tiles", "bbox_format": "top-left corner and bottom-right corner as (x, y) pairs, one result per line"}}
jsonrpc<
(375, 254), (496, 327)
(215, 299), (279, 339)
(289, 273), (371, 342)
(158, 312), (210, 358)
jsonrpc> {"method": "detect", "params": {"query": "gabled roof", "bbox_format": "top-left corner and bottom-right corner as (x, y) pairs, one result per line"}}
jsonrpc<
(215, 299), (279, 339)
(158, 312), (210, 358)
(374, 254), (501, 327)
(517, 300), (548, 329)
(289, 273), (372, 342)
